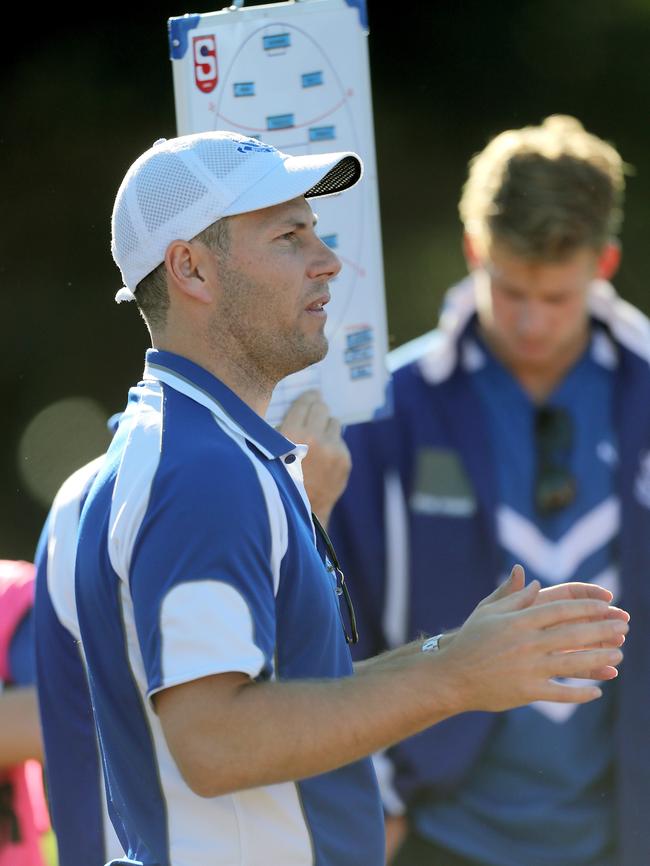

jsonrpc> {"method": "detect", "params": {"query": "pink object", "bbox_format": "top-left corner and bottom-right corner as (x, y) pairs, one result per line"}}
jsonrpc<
(0, 560), (49, 866)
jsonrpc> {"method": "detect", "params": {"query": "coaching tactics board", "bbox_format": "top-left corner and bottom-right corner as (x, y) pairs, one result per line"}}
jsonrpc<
(169, 0), (390, 425)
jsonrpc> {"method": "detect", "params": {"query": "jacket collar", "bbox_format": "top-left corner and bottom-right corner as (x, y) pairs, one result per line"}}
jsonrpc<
(415, 274), (649, 386)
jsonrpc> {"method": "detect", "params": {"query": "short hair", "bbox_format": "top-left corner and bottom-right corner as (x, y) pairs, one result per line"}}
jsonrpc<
(459, 115), (628, 261)
(135, 217), (231, 332)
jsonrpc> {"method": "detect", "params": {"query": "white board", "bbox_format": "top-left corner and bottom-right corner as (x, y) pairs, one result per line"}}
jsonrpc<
(169, 0), (390, 425)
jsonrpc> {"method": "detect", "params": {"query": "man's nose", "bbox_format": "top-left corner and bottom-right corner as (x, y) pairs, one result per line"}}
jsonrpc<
(518, 302), (547, 335)
(308, 240), (342, 282)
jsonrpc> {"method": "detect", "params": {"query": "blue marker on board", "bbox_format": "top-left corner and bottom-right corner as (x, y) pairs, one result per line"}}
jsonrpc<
(320, 234), (339, 249)
(309, 126), (336, 142)
(234, 82), (256, 97)
(302, 71), (324, 88)
(267, 114), (295, 130)
(263, 33), (291, 50)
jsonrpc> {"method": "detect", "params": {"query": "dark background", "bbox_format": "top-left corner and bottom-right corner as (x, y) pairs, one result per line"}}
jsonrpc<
(3, 0), (650, 557)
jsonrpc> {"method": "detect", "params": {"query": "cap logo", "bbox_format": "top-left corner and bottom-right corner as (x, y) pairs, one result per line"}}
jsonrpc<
(236, 139), (277, 155)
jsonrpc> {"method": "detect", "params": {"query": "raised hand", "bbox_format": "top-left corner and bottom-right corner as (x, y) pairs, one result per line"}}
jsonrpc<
(278, 390), (351, 524)
(432, 565), (629, 713)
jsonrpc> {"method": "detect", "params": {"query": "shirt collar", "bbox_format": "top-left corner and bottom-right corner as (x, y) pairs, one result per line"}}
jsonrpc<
(143, 349), (297, 460)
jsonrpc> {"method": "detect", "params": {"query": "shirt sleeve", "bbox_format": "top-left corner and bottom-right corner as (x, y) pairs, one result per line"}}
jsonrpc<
(127, 445), (278, 700)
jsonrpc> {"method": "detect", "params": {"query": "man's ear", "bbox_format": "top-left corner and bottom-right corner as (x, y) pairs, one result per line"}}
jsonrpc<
(463, 233), (482, 271)
(596, 241), (621, 281)
(165, 240), (212, 303)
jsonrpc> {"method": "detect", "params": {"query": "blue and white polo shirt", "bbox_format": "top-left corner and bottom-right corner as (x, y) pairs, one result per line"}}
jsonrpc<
(74, 349), (383, 866)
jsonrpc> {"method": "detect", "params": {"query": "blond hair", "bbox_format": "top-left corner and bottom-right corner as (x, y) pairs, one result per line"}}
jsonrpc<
(459, 115), (627, 260)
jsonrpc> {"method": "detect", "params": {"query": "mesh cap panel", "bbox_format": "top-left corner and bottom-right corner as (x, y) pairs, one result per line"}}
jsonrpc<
(136, 154), (208, 233)
(113, 197), (139, 259)
(194, 138), (248, 180)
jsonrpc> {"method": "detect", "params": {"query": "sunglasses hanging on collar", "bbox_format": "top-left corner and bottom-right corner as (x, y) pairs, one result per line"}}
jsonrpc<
(534, 406), (577, 514)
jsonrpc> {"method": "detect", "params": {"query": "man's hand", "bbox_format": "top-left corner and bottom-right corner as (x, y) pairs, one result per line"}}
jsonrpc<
(432, 565), (629, 714)
(436, 565), (628, 653)
(278, 391), (351, 525)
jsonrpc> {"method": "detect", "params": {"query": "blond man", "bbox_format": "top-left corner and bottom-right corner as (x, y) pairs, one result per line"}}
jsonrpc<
(331, 116), (649, 866)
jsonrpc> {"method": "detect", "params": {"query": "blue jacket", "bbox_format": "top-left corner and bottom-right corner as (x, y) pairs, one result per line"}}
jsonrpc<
(330, 277), (650, 866)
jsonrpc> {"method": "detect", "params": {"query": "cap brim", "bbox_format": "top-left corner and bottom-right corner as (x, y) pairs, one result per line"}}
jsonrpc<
(221, 151), (363, 219)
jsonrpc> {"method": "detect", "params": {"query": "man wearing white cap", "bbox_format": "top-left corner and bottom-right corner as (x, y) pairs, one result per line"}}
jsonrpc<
(62, 131), (627, 866)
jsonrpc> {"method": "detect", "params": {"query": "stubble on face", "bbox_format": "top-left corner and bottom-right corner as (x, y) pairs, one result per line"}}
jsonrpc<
(205, 251), (329, 395)
(197, 197), (339, 410)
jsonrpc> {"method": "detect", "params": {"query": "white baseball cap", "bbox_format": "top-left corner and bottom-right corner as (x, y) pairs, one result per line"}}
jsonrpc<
(111, 130), (363, 301)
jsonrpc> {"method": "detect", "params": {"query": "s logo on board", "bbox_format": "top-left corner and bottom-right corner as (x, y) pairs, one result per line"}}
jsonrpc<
(193, 36), (218, 94)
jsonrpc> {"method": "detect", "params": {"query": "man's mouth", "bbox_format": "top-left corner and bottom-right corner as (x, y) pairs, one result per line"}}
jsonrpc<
(305, 293), (330, 314)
